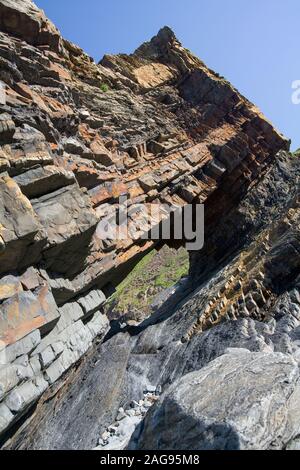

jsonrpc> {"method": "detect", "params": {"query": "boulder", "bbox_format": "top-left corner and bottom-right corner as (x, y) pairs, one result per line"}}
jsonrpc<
(32, 184), (98, 274)
(0, 404), (14, 434)
(62, 137), (86, 155)
(5, 376), (48, 414)
(0, 113), (15, 144)
(0, 0), (62, 51)
(77, 289), (106, 318)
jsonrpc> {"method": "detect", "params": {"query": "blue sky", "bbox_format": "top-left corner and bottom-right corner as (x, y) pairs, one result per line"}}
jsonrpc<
(36, 0), (300, 150)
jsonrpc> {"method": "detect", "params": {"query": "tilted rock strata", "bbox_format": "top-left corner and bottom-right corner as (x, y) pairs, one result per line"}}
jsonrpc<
(0, 0), (292, 443)
(4, 152), (299, 451)
(7, 281), (300, 450)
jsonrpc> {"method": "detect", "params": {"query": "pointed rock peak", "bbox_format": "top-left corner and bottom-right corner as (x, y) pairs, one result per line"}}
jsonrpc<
(134, 25), (181, 59)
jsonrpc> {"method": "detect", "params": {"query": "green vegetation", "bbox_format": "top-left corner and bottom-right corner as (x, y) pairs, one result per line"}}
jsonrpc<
(154, 248), (189, 288)
(293, 148), (300, 157)
(105, 246), (189, 322)
(100, 83), (109, 93)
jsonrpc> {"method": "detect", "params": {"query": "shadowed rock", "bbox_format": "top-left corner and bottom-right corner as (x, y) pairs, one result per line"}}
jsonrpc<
(0, 0), (297, 448)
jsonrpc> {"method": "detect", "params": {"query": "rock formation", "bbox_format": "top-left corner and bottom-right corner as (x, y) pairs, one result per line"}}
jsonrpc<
(0, 0), (299, 450)
(130, 350), (300, 450)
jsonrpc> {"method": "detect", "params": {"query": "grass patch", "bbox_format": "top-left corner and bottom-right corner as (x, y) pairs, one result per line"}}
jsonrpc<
(105, 246), (189, 321)
(100, 83), (109, 93)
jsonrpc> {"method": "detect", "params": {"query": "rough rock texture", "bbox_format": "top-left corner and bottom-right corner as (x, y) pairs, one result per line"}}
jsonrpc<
(130, 350), (300, 450)
(0, 0), (298, 449)
(5, 150), (298, 450)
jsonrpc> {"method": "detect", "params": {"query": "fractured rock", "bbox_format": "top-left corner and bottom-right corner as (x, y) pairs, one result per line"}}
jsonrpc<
(0, 174), (44, 274)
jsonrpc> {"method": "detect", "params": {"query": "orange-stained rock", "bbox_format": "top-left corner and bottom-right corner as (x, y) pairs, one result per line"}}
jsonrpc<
(78, 123), (96, 144)
(0, 275), (23, 302)
(0, 285), (60, 346)
(89, 138), (114, 167)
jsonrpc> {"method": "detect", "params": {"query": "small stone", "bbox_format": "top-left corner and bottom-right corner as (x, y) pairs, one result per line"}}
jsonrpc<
(143, 400), (152, 408)
(108, 425), (119, 435)
(129, 400), (139, 409)
(101, 431), (110, 441)
(116, 409), (127, 421)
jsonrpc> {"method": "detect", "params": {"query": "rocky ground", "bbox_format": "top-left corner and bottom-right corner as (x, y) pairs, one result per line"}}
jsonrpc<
(94, 386), (161, 451)
(0, 0), (299, 451)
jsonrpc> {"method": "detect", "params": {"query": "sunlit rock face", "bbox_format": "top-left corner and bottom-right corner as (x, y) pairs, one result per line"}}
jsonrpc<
(0, 0), (297, 448)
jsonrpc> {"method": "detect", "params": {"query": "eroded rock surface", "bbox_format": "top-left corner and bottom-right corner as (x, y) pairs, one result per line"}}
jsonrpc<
(130, 350), (300, 450)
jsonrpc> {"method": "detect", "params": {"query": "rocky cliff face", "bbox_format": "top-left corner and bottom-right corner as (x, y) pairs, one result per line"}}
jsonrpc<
(0, 0), (299, 450)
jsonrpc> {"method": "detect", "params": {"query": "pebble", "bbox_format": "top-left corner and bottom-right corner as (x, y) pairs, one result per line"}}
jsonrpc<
(116, 407), (127, 421)
(143, 400), (152, 408)
(108, 425), (119, 434)
(95, 389), (161, 450)
(101, 431), (110, 441)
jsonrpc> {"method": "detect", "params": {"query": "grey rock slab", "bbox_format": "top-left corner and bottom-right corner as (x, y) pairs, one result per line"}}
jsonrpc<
(14, 332), (133, 449)
(14, 165), (75, 198)
(4, 330), (41, 364)
(0, 403), (14, 434)
(0, 364), (32, 400)
(77, 289), (106, 318)
(0, 174), (43, 274)
(5, 376), (48, 414)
